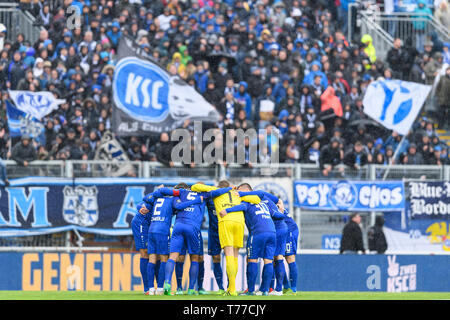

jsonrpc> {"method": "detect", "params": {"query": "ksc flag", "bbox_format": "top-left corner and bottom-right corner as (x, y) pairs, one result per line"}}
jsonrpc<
(362, 80), (431, 135)
(6, 100), (45, 143)
(112, 35), (220, 136)
(8, 90), (65, 120)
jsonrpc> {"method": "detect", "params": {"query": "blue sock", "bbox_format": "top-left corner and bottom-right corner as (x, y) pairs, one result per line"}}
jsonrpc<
(164, 259), (175, 285)
(213, 262), (224, 290)
(155, 260), (160, 282)
(289, 261), (298, 292)
(157, 261), (166, 289)
(140, 258), (149, 292)
(247, 262), (258, 293)
(197, 261), (204, 290)
(283, 269), (290, 289)
(260, 263), (274, 293)
(189, 261), (199, 290)
(176, 261), (184, 290)
(275, 260), (286, 292)
(246, 262), (250, 290)
(147, 262), (156, 290)
(270, 271), (275, 290)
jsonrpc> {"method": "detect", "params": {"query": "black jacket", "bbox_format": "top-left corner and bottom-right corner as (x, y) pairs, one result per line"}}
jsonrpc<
(340, 221), (365, 253)
(11, 142), (37, 166)
(368, 225), (388, 254)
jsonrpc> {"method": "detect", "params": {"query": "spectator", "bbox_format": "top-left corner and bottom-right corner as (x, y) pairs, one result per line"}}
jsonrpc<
(320, 86), (343, 117)
(155, 132), (174, 167)
(344, 140), (370, 171)
(435, 66), (450, 129)
(340, 212), (365, 254)
(406, 143), (425, 165)
(319, 137), (344, 177)
(11, 134), (37, 167)
(434, 0), (450, 30)
(412, 0), (433, 53)
(387, 38), (409, 79)
(367, 215), (388, 254)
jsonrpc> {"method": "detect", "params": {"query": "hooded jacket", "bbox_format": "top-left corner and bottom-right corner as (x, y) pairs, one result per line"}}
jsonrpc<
(361, 34), (377, 64)
(320, 86), (343, 117)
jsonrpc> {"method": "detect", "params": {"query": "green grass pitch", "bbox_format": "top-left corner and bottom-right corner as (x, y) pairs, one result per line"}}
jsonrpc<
(0, 291), (448, 300)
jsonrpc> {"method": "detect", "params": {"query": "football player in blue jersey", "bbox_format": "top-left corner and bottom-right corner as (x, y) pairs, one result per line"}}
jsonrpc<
(278, 201), (299, 295)
(204, 188), (225, 294)
(131, 200), (154, 295)
(236, 188), (289, 296)
(220, 183), (286, 295)
(145, 188), (177, 295)
(155, 183), (209, 296)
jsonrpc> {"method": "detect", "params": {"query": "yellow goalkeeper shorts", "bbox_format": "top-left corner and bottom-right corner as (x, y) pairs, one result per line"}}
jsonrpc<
(218, 221), (244, 248)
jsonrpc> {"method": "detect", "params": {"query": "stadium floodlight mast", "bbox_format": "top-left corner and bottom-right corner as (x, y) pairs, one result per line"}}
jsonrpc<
(170, 121), (279, 175)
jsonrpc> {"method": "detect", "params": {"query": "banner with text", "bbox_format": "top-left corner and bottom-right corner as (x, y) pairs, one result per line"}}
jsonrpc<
(293, 180), (405, 211)
(0, 177), (211, 237)
(112, 35), (220, 136)
(382, 181), (450, 253)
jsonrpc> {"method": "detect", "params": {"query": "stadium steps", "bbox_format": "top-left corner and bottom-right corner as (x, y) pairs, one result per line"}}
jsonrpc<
(435, 129), (450, 147)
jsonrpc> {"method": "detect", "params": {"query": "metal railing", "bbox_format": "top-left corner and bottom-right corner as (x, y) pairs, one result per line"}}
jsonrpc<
(2, 160), (449, 180)
(0, 2), (44, 45)
(359, 10), (394, 62)
(374, 11), (449, 44)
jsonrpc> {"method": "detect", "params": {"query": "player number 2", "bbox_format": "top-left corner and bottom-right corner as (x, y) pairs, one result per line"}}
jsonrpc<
(153, 198), (164, 216)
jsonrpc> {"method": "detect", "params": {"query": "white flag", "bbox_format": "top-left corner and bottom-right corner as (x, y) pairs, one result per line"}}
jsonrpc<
(362, 80), (431, 135)
(8, 90), (66, 120)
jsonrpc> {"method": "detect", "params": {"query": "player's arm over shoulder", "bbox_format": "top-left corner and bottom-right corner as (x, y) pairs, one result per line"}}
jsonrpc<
(191, 183), (217, 192)
(241, 195), (261, 204)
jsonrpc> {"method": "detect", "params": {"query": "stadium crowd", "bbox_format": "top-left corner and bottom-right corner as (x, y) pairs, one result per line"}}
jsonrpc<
(0, 0), (448, 174)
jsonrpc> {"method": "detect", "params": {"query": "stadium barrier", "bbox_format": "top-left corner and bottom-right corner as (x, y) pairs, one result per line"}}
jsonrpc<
(0, 250), (449, 292)
(1, 161), (449, 250)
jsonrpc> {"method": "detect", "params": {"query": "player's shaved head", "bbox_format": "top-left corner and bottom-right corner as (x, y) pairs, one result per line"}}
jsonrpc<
(154, 184), (164, 190)
(218, 180), (230, 188)
(237, 183), (252, 191)
(174, 182), (189, 189)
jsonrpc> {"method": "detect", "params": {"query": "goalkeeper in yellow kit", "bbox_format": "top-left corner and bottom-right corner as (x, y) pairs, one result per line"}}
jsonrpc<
(191, 180), (260, 296)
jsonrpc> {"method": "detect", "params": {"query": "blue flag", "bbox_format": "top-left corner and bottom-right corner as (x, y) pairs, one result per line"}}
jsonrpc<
(6, 100), (45, 144)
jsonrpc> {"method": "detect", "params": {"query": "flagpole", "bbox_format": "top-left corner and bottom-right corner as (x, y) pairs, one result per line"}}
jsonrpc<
(382, 132), (408, 181)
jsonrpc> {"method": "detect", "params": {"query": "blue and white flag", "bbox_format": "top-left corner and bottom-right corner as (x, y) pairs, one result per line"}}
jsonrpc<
(8, 90), (65, 121)
(362, 80), (431, 135)
(6, 100), (45, 143)
(112, 35), (220, 136)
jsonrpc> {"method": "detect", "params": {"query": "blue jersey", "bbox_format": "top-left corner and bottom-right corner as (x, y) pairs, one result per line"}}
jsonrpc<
(173, 189), (206, 229)
(206, 198), (218, 233)
(148, 196), (175, 235)
(131, 201), (152, 250)
(226, 201), (276, 235)
(283, 209), (298, 233)
(238, 190), (287, 232)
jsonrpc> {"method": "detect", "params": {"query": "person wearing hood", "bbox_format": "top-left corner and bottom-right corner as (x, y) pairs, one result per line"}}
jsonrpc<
(413, 0), (433, 53)
(320, 86), (343, 117)
(106, 21), (122, 49)
(167, 52), (186, 76)
(367, 215), (388, 254)
(302, 61), (328, 89)
(361, 34), (376, 67)
(178, 45), (192, 66)
(234, 81), (253, 120)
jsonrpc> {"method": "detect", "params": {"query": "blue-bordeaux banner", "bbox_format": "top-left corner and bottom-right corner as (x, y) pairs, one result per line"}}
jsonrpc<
(0, 177), (211, 237)
(294, 180), (405, 211)
(409, 181), (450, 218)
